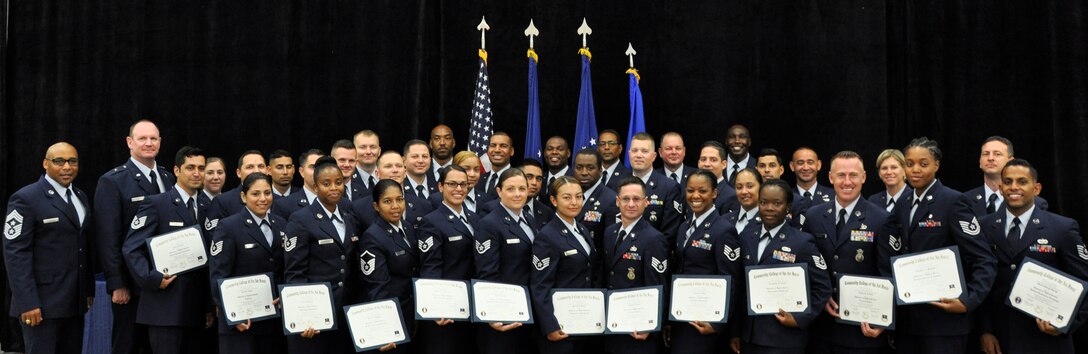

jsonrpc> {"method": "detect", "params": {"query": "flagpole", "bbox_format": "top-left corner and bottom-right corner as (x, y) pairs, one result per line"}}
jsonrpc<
(572, 18), (599, 159)
(624, 42), (646, 168)
(469, 16), (494, 173)
(524, 19), (542, 162)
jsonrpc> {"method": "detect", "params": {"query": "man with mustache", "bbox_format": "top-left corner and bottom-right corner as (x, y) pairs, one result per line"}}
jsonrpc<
(541, 136), (573, 206)
(724, 124), (754, 185)
(429, 124), (457, 181)
(790, 147), (834, 227)
(5, 142), (94, 353)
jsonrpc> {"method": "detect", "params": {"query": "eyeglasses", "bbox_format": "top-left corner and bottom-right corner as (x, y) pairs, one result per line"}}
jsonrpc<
(619, 196), (645, 204)
(599, 141), (619, 147)
(443, 182), (471, 190)
(50, 158), (79, 166)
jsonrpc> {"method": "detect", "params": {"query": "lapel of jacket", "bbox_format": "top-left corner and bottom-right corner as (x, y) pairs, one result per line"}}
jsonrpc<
(441, 207), (473, 236)
(75, 189), (91, 228)
(312, 204), (344, 247)
(166, 189), (198, 226)
(610, 222), (641, 268)
(986, 215), (1014, 260)
(740, 225), (760, 266)
(1011, 209), (1045, 258)
(678, 218), (693, 250)
(243, 212), (274, 253)
(577, 222), (595, 255)
(380, 218), (416, 256)
(759, 226), (788, 265)
(502, 211), (531, 245)
(128, 161), (162, 195)
(836, 203), (869, 250)
(39, 178), (80, 227)
(908, 187), (936, 235)
(270, 217), (285, 253)
(558, 222), (589, 258)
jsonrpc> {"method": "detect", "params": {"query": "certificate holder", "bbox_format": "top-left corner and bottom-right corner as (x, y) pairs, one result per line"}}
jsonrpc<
(669, 275), (731, 323)
(278, 283), (338, 335)
(548, 288), (607, 336)
(890, 246), (966, 305)
(412, 278), (472, 321)
(1006, 257), (1088, 333)
(746, 263), (811, 315)
(145, 225), (208, 276)
(344, 298), (411, 352)
(469, 279), (534, 324)
(605, 285), (664, 334)
(835, 274), (896, 329)
(216, 272), (279, 325)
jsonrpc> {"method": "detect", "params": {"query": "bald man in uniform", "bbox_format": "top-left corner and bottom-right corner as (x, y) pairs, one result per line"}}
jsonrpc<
(5, 143), (94, 354)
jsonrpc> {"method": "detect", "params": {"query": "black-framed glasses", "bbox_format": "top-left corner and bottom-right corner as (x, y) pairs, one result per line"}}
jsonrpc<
(443, 182), (470, 190)
(50, 158), (79, 166)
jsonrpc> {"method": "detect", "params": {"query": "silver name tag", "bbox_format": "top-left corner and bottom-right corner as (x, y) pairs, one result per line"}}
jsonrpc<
(244, 243), (256, 249)
(169, 221), (184, 227)
(395, 250), (406, 256)
(563, 249), (578, 256)
(449, 236), (463, 242)
(506, 238), (520, 244)
(318, 239), (335, 245)
(131, 196), (145, 202)
(42, 217), (60, 224)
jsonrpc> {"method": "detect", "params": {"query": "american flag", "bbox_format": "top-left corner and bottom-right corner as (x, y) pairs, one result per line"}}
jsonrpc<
(468, 52), (493, 160)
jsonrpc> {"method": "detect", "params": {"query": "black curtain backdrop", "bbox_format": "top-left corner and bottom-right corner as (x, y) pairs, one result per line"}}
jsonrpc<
(2, 1), (1086, 232)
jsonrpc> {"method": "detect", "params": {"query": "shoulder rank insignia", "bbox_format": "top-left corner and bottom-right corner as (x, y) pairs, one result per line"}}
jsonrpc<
(210, 240), (223, 256)
(533, 255), (550, 271)
(813, 254), (828, 270)
(284, 236), (298, 252)
(130, 215), (148, 230)
(360, 251), (376, 275)
(651, 257), (668, 273)
(723, 244), (740, 261)
(475, 239), (492, 254)
(418, 236), (434, 253)
(958, 217), (980, 236)
(4, 210), (23, 240)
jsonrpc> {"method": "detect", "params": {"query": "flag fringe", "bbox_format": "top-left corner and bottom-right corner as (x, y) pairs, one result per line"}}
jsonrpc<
(527, 48), (538, 62)
(625, 68), (640, 83)
(479, 49), (488, 66)
(578, 48), (592, 61)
